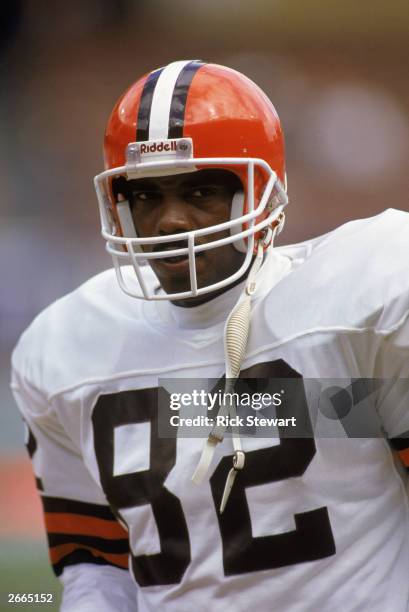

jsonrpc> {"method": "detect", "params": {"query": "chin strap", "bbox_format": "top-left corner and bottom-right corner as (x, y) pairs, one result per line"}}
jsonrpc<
(191, 240), (265, 511)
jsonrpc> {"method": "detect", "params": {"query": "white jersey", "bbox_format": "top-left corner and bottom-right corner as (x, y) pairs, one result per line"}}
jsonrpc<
(11, 209), (409, 612)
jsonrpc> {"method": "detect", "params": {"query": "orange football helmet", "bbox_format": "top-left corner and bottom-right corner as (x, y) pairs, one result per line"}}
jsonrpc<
(94, 60), (288, 300)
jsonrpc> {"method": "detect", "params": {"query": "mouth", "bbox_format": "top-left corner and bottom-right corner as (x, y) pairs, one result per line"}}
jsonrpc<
(163, 254), (189, 264)
(153, 241), (188, 264)
(151, 241), (205, 270)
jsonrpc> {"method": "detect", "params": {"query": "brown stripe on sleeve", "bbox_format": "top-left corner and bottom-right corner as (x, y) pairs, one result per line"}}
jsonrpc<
(41, 497), (130, 576)
(49, 543), (129, 569)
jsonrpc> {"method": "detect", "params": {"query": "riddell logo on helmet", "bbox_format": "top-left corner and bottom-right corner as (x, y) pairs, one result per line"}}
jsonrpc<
(140, 141), (178, 154)
(126, 138), (193, 167)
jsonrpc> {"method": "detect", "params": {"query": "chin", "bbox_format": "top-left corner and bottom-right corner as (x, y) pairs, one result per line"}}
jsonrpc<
(152, 256), (210, 289)
(154, 271), (192, 295)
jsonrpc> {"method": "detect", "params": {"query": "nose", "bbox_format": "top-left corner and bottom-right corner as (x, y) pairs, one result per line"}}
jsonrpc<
(155, 194), (193, 236)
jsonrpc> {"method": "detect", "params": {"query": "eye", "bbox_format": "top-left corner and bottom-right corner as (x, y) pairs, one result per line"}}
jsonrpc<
(188, 186), (217, 199)
(132, 191), (161, 203)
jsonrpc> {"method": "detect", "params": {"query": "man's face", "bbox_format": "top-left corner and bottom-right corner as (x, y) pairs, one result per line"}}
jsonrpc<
(119, 169), (246, 303)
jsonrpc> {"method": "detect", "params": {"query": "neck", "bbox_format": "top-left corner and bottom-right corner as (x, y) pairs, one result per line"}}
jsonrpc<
(171, 271), (250, 308)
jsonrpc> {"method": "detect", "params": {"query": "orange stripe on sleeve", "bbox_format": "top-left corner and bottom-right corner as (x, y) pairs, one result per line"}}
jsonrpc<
(49, 543), (129, 569)
(398, 447), (409, 467)
(44, 513), (128, 540)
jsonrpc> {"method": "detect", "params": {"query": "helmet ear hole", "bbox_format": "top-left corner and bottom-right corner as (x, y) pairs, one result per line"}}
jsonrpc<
(230, 191), (247, 253)
(112, 176), (129, 200)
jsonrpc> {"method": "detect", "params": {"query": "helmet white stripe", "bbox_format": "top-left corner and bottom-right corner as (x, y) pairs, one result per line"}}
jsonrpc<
(148, 60), (192, 140)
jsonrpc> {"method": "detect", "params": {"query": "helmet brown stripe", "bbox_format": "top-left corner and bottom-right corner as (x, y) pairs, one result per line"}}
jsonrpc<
(168, 60), (204, 139)
(136, 67), (164, 142)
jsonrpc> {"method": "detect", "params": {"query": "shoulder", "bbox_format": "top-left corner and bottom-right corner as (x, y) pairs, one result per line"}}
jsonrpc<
(312, 209), (409, 327)
(11, 266), (158, 398)
(314, 207), (409, 254)
(280, 208), (409, 260)
(265, 209), (409, 335)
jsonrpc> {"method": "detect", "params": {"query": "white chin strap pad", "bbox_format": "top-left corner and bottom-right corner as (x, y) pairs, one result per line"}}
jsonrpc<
(230, 191), (247, 253)
(116, 199), (137, 238)
(116, 199), (147, 264)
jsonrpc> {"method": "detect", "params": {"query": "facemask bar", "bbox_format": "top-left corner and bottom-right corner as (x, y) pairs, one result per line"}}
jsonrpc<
(94, 157), (288, 300)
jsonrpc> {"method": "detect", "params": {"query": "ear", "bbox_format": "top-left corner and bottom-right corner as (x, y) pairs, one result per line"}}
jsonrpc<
(230, 190), (247, 253)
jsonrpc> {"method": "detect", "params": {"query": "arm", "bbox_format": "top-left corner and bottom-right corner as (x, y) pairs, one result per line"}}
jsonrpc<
(11, 368), (138, 612)
(60, 565), (137, 612)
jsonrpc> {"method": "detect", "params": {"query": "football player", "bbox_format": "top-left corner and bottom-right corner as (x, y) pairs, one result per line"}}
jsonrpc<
(11, 60), (409, 611)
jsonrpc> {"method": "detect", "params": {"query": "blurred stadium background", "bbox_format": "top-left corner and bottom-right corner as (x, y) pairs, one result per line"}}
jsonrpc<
(0, 0), (408, 609)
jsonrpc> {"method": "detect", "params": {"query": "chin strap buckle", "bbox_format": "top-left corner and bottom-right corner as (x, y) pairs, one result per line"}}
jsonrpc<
(219, 450), (245, 513)
(191, 432), (224, 485)
(275, 211), (286, 236)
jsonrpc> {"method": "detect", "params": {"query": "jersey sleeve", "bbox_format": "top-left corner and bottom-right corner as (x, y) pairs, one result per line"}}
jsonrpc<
(375, 316), (409, 469)
(10, 363), (138, 612)
(60, 565), (138, 612)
